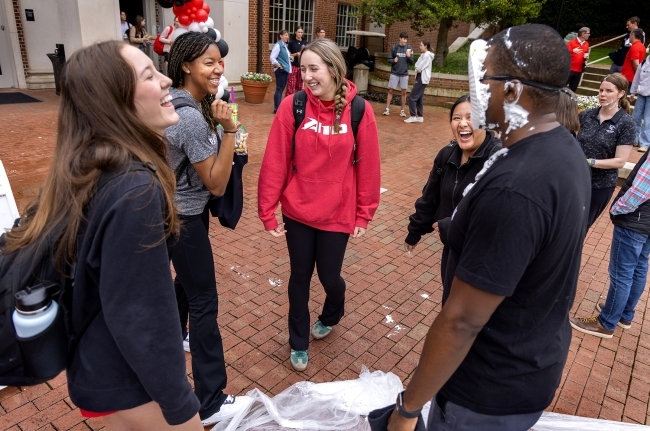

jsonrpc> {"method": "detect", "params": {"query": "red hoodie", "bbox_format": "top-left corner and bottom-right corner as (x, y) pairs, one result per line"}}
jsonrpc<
(258, 79), (381, 234)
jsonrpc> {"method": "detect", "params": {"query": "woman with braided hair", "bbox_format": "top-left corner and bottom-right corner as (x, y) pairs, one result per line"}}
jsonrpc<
(165, 31), (252, 426)
(258, 38), (381, 371)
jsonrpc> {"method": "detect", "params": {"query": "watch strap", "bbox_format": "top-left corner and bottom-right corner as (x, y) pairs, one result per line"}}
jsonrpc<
(396, 391), (421, 419)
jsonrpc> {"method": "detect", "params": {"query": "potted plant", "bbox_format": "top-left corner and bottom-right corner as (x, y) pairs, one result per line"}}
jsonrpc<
(241, 72), (272, 104)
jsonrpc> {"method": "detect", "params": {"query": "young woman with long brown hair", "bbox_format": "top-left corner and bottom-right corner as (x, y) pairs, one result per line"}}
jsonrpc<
(129, 15), (151, 52)
(4, 41), (202, 430)
(258, 38), (381, 371)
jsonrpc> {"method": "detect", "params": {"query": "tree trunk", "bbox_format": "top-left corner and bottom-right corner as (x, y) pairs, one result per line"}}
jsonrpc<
(434, 18), (453, 68)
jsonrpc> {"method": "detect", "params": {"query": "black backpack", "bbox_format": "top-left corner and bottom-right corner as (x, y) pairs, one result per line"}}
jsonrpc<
(124, 23), (133, 42)
(291, 90), (366, 173)
(0, 162), (152, 386)
(171, 98), (247, 230)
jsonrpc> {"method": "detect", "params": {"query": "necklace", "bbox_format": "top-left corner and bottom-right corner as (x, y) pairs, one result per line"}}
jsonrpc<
(178, 86), (198, 102)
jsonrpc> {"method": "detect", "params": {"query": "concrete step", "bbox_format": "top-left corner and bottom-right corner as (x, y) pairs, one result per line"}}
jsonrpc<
(577, 86), (598, 96)
(584, 65), (610, 75)
(580, 79), (601, 90)
(582, 72), (604, 82)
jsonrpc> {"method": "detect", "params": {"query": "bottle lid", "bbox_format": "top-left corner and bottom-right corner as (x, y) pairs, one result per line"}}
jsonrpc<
(15, 283), (53, 313)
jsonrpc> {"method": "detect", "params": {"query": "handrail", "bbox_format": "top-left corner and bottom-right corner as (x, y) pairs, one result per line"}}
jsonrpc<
(586, 34), (626, 66)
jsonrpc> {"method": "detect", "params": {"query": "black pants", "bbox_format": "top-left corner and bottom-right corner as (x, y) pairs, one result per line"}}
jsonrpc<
(283, 216), (350, 351)
(588, 186), (616, 229)
(409, 73), (427, 117)
(567, 71), (582, 92)
(173, 206), (227, 419)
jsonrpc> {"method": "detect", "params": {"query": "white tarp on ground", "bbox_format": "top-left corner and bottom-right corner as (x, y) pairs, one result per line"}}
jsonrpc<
(211, 367), (650, 431)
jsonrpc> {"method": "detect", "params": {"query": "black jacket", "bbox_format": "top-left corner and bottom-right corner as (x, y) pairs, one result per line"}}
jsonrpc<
(389, 43), (414, 76)
(611, 150), (650, 234)
(406, 132), (502, 246)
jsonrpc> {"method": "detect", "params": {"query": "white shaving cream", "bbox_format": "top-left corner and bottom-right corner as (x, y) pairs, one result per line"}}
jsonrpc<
(503, 81), (529, 134)
(468, 39), (490, 130)
(463, 148), (510, 197)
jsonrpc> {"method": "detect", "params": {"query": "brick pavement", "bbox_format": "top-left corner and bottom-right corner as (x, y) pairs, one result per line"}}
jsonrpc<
(0, 87), (649, 430)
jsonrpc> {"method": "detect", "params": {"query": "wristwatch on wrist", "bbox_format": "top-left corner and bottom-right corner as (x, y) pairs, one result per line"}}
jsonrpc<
(395, 390), (421, 419)
(589, 158), (596, 167)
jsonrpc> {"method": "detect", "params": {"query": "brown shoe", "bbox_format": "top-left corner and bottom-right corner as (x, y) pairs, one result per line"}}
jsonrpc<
(570, 316), (614, 338)
(595, 302), (632, 329)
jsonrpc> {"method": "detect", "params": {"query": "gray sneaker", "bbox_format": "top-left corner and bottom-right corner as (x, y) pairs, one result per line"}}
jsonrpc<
(290, 349), (308, 371)
(383, 108), (390, 116)
(400, 110), (407, 117)
(183, 334), (190, 353)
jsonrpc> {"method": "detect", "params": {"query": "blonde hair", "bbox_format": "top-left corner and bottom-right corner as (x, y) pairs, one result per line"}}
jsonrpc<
(301, 38), (348, 133)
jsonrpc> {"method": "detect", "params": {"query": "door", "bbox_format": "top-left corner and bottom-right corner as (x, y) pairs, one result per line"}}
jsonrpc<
(0, 3), (16, 88)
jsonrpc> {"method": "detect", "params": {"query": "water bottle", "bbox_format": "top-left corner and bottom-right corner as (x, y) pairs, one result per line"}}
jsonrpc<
(13, 283), (68, 379)
(13, 284), (59, 338)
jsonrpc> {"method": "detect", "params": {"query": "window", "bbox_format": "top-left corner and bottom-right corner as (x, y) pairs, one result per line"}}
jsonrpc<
(336, 4), (358, 47)
(269, 0), (314, 44)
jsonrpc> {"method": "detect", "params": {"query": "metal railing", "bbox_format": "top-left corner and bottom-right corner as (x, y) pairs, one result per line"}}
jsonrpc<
(586, 34), (626, 66)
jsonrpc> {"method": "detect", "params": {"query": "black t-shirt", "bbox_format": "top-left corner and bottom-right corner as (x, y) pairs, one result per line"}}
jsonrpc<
(440, 126), (591, 415)
(577, 107), (635, 189)
(288, 38), (306, 67)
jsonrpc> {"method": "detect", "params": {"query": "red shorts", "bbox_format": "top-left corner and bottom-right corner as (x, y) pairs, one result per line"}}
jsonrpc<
(80, 409), (116, 418)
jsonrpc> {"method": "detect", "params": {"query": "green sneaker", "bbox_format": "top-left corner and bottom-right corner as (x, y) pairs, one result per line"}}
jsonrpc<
(290, 349), (308, 371)
(311, 320), (333, 340)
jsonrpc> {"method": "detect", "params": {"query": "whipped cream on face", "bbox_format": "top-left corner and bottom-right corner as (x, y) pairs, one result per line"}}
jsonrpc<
(503, 81), (529, 135)
(468, 39), (490, 130)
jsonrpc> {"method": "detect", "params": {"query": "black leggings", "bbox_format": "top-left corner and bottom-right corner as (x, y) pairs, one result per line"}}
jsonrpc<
(283, 216), (350, 351)
(588, 186), (616, 229)
(172, 206), (227, 419)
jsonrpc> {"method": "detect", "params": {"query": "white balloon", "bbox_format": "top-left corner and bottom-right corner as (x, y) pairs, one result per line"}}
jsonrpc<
(188, 22), (201, 33)
(206, 17), (214, 29)
(199, 21), (208, 32)
(220, 76), (228, 89)
(215, 85), (224, 100)
(214, 28), (221, 42)
(171, 28), (188, 41)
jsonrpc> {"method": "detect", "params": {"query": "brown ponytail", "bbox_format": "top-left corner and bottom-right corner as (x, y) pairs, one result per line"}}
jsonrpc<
(333, 81), (348, 134)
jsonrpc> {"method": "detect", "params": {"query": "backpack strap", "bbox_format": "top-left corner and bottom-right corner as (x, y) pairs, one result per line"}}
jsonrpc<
(291, 90), (307, 173)
(291, 91), (366, 171)
(171, 98), (199, 186)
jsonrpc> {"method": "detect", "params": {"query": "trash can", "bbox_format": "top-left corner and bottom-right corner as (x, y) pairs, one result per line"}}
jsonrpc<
(46, 44), (65, 96)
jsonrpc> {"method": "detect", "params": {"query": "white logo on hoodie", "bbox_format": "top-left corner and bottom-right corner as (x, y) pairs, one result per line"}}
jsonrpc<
(302, 117), (348, 135)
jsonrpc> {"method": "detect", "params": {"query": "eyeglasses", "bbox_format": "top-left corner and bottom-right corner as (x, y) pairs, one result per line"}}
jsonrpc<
(480, 75), (563, 93)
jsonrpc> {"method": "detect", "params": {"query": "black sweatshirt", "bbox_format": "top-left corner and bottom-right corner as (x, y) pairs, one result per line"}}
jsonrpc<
(389, 43), (414, 76)
(406, 132), (501, 246)
(67, 170), (199, 425)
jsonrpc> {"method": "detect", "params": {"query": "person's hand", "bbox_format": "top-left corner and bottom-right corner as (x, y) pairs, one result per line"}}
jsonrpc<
(296, 51), (301, 58)
(394, 57), (399, 63)
(267, 223), (287, 237)
(403, 243), (415, 254)
(387, 408), (418, 431)
(406, 49), (412, 58)
(211, 99), (236, 131)
(572, 47), (582, 54)
(352, 227), (366, 238)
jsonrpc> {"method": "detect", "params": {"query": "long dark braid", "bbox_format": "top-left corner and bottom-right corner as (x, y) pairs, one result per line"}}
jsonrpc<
(168, 32), (220, 131)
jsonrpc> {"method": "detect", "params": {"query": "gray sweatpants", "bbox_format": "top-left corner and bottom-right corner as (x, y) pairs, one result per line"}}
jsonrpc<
(408, 73), (427, 117)
(427, 394), (543, 431)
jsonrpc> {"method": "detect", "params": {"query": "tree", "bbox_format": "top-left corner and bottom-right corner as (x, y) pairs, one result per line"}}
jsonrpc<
(359, 0), (546, 67)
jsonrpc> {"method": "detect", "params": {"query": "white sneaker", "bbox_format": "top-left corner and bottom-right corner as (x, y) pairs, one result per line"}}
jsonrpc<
(183, 334), (190, 353)
(201, 395), (254, 426)
(404, 116), (418, 123)
(416, 117), (423, 122)
(383, 108), (390, 116)
(400, 110), (407, 117)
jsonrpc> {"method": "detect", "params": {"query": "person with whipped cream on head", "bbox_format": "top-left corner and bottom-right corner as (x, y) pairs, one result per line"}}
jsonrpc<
(385, 24), (590, 431)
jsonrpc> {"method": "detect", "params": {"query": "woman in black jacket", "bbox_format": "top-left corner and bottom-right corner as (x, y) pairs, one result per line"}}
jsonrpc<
(404, 95), (501, 303)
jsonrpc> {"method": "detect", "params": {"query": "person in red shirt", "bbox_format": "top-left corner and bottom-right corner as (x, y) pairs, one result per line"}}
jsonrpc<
(566, 27), (590, 92)
(621, 28), (646, 84)
(258, 38), (380, 372)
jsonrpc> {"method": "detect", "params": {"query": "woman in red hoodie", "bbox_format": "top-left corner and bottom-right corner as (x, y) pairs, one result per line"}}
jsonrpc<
(258, 38), (380, 371)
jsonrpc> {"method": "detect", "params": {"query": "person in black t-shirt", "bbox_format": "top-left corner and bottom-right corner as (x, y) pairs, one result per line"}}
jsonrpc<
(386, 24), (591, 431)
(286, 27), (306, 96)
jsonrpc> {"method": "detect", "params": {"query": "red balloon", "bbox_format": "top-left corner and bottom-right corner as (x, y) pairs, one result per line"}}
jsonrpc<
(190, 13), (196, 20)
(178, 14), (192, 26)
(188, 0), (203, 8)
(202, 3), (210, 13)
(196, 9), (208, 22)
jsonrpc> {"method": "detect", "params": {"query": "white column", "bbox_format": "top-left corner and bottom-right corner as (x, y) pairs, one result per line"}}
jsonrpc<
(206, 0), (249, 87)
(58, 0), (121, 56)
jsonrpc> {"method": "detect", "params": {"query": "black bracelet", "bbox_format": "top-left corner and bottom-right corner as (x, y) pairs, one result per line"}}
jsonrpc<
(223, 130), (237, 134)
(396, 391), (421, 419)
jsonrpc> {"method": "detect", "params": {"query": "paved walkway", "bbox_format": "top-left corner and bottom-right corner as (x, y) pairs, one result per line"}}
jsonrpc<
(0, 88), (649, 430)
